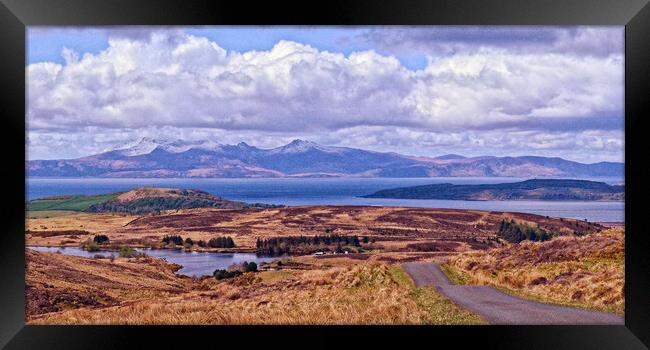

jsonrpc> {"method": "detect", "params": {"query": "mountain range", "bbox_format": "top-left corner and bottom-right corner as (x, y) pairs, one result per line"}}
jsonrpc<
(27, 138), (623, 178)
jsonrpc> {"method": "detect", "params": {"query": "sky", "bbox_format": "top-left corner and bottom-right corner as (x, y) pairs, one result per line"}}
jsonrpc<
(26, 26), (624, 163)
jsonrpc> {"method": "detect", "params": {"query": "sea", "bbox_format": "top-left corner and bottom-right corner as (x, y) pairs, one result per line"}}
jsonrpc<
(26, 177), (625, 222)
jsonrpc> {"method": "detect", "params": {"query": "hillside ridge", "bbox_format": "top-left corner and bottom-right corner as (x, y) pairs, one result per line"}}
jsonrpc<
(27, 187), (277, 213)
(361, 179), (624, 201)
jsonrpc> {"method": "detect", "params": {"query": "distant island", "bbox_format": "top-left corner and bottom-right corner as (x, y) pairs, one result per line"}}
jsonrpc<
(361, 179), (625, 201)
(26, 187), (278, 214)
(27, 138), (623, 178)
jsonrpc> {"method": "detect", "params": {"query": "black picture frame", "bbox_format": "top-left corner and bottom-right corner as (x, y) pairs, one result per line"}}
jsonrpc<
(1, 0), (648, 348)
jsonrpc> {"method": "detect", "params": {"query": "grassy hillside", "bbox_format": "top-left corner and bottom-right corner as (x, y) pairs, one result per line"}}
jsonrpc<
(27, 194), (120, 212)
(444, 228), (624, 314)
(86, 193), (245, 214)
(26, 187), (276, 214)
(27, 250), (484, 324)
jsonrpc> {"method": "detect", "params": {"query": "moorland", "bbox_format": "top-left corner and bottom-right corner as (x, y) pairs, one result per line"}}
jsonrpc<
(25, 187), (624, 324)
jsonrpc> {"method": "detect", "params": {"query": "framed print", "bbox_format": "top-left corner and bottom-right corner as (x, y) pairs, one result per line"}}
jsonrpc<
(1, 0), (649, 348)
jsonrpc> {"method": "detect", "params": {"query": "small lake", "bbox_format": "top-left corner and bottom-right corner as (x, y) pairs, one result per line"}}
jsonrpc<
(26, 177), (625, 222)
(29, 246), (275, 277)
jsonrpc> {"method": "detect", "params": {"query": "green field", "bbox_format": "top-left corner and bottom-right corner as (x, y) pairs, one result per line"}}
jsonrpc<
(26, 194), (119, 212)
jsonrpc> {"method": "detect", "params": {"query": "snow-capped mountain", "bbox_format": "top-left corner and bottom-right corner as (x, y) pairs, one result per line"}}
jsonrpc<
(27, 138), (624, 178)
(268, 139), (347, 154)
(112, 137), (223, 156)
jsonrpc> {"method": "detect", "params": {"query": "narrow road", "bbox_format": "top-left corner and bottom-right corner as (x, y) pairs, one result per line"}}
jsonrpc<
(402, 262), (624, 325)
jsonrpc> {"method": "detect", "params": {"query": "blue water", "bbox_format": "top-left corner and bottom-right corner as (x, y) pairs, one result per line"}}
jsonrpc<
(29, 246), (275, 277)
(26, 177), (624, 222)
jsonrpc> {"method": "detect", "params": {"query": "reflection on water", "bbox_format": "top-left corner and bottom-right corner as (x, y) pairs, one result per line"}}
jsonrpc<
(29, 246), (275, 277)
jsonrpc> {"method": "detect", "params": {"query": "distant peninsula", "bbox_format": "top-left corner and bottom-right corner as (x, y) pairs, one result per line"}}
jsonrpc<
(26, 187), (279, 214)
(361, 179), (625, 201)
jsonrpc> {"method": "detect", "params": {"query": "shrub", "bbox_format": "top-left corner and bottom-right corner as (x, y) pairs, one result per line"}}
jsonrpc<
(184, 237), (194, 246)
(119, 246), (145, 258)
(93, 235), (110, 244)
(213, 269), (243, 280)
(197, 240), (207, 247)
(242, 261), (257, 272)
(83, 241), (101, 252)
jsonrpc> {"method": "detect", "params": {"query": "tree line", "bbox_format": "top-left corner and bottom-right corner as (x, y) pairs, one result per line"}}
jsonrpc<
(162, 235), (236, 248)
(497, 220), (552, 243)
(256, 234), (364, 256)
(85, 196), (282, 214)
(86, 197), (227, 214)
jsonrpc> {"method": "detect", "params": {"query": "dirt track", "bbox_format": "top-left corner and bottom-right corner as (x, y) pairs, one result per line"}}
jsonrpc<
(402, 262), (624, 325)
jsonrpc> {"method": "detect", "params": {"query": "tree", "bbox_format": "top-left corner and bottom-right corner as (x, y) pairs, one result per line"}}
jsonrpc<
(497, 220), (553, 243)
(208, 236), (237, 248)
(242, 261), (257, 272)
(162, 235), (183, 245)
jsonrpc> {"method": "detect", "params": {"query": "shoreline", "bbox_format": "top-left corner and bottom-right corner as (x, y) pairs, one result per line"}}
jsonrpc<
(595, 222), (625, 228)
(26, 244), (261, 254)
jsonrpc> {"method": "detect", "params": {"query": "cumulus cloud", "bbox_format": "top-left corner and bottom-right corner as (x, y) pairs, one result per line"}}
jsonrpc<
(26, 27), (624, 162)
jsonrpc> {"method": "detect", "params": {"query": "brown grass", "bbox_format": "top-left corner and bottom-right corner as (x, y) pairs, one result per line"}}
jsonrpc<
(26, 249), (192, 317)
(26, 230), (91, 238)
(27, 250), (483, 325)
(26, 206), (597, 252)
(25, 205), (613, 323)
(26, 210), (78, 219)
(445, 228), (624, 315)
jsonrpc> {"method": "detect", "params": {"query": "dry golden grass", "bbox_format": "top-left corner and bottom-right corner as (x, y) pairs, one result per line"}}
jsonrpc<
(26, 206), (597, 254)
(28, 250), (483, 325)
(114, 187), (181, 202)
(445, 228), (624, 315)
(26, 210), (78, 219)
(26, 249), (192, 318)
(26, 212), (136, 247)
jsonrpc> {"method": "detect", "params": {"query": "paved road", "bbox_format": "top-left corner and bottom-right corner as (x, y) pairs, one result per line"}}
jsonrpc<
(402, 262), (624, 325)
